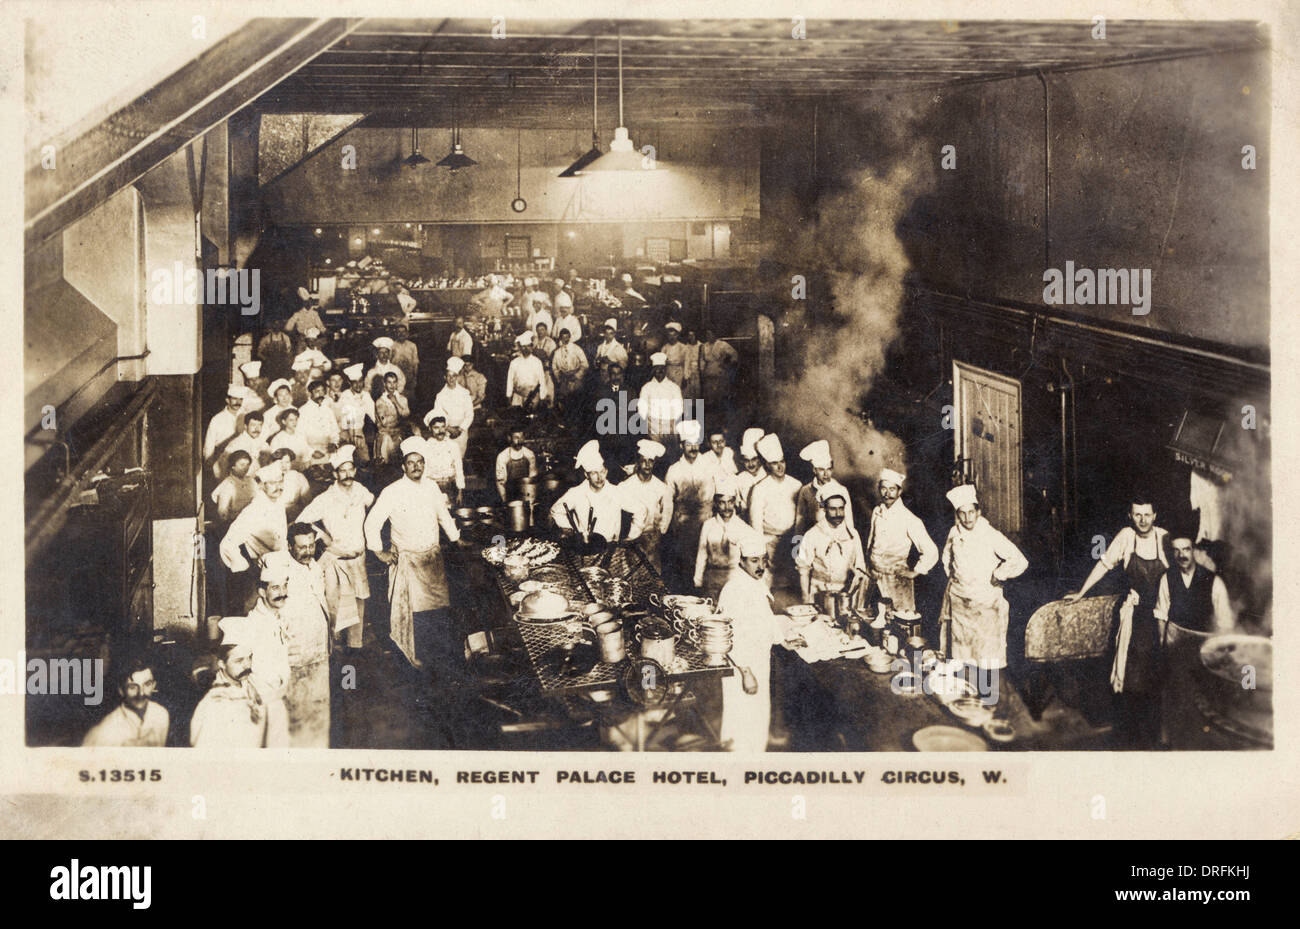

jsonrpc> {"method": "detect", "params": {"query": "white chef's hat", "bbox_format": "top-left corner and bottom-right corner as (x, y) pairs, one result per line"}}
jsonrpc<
(712, 473), (738, 498)
(515, 330), (534, 345)
(331, 445), (356, 469)
(268, 379), (292, 397)
(291, 355), (314, 372)
(226, 384), (249, 399)
(553, 278), (565, 287)
(305, 327), (321, 339)
(524, 277), (536, 287)
(620, 273), (633, 283)
(637, 439), (666, 460)
(297, 286), (311, 301)
(603, 318), (617, 331)
(446, 356), (464, 374)
(423, 408), (449, 427)
(879, 468), (906, 487)
(343, 363), (364, 381)
(738, 533), (767, 558)
(372, 336), (394, 350)
(740, 427), (765, 457)
(665, 321), (682, 333)
(255, 464), (283, 483)
(239, 361), (262, 379)
(799, 439), (833, 470)
(946, 484), (979, 510)
(816, 482), (848, 506)
(649, 352), (668, 366)
(400, 436), (426, 460)
(217, 616), (253, 651)
(755, 433), (783, 463)
(575, 440), (604, 472)
(259, 550), (294, 584)
(676, 420), (703, 445)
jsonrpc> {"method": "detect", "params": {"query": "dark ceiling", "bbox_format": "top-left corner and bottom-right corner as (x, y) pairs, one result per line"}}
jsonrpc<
(257, 17), (1267, 127)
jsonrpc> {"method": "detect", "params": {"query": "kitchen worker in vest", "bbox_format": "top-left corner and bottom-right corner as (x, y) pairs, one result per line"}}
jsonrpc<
(336, 364), (374, 466)
(190, 617), (269, 748)
(374, 371), (409, 466)
(939, 484), (1028, 677)
(364, 437), (463, 670)
(864, 468), (938, 614)
(716, 534), (799, 752)
(495, 427), (538, 503)
(219, 464), (288, 612)
(661, 321), (689, 387)
(550, 440), (624, 544)
(82, 657), (169, 747)
(747, 433), (802, 592)
(638, 352), (684, 446)
(665, 419), (715, 585)
(284, 288), (325, 348)
(734, 427), (766, 521)
(242, 553), (295, 747)
(390, 323), (419, 398)
(366, 337), (406, 396)
(460, 355), (487, 413)
(506, 330), (549, 409)
(433, 356), (475, 457)
(204, 384), (248, 477)
(595, 319), (629, 375)
(796, 485), (867, 609)
(421, 413), (465, 505)
(694, 473), (757, 602)
(298, 446), (374, 652)
(283, 524), (332, 747)
(619, 439), (673, 574)
(794, 439), (854, 533)
(1063, 494), (1173, 748)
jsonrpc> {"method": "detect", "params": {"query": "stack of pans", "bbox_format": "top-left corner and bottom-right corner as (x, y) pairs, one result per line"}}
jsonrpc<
(692, 617), (734, 666)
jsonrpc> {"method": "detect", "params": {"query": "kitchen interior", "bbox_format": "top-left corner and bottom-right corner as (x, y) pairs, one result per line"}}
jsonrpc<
(24, 17), (1271, 752)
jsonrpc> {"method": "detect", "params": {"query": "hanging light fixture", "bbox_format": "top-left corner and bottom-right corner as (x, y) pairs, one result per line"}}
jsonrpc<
(559, 36), (603, 177)
(403, 126), (431, 167)
(437, 101), (477, 171)
(581, 28), (653, 172)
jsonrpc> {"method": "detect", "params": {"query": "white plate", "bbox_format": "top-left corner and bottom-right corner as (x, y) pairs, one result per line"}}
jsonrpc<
(912, 725), (988, 752)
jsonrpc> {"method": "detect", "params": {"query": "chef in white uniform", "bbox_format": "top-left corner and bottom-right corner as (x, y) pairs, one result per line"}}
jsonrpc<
(219, 464), (288, 612)
(82, 659), (169, 747)
(747, 433), (802, 591)
(203, 385), (248, 474)
(734, 427), (766, 521)
(715, 534), (795, 752)
(433, 356), (475, 457)
(549, 440), (624, 543)
(335, 363), (374, 465)
(794, 439), (854, 533)
(242, 554), (295, 747)
(938, 484), (1028, 671)
(694, 473), (758, 602)
(638, 352), (684, 445)
(618, 439), (673, 573)
(864, 468), (938, 613)
(595, 319), (629, 374)
(795, 484), (867, 607)
(365, 337), (407, 395)
(364, 437), (463, 669)
(190, 616), (269, 748)
(505, 331), (549, 408)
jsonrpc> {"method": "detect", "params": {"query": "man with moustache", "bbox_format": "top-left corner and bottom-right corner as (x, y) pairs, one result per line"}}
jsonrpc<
(550, 441), (624, 544)
(298, 446), (374, 651)
(219, 464), (288, 612)
(364, 437), (463, 670)
(665, 420), (715, 584)
(283, 525), (332, 747)
(795, 485), (867, 609)
(433, 357), (475, 458)
(734, 428), (766, 522)
(694, 474), (760, 602)
(699, 428), (738, 483)
(747, 433), (802, 592)
(594, 319), (629, 377)
(366, 337), (407, 396)
(638, 353), (684, 447)
(298, 379), (340, 460)
(864, 468), (938, 614)
(223, 410), (269, 476)
(619, 439), (674, 574)
(82, 657), (169, 747)
(203, 384), (249, 478)
(794, 440), (855, 533)
(495, 427), (538, 504)
(374, 371), (409, 466)
(460, 354), (487, 413)
(262, 379), (296, 440)
(447, 316), (474, 360)
(505, 331), (549, 409)
(190, 617), (269, 748)
(1063, 493), (1170, 748)
(241, 556), (296, 747)
(421, 412), (465, 506)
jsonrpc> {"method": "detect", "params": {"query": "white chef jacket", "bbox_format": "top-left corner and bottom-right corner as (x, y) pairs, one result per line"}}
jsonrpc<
(82, 702), (170, 747)
(551, 343), (589, 381)
(366, 362), (407, 395)
(524, 305), (554, 336)
(618, 473), (673, 539)
(715, 569), (786, 753)
(795, 520), (866, 589)
(700, 448), (738, 480)
(286, 558), (331, 665)
(269, 429), (314, 470)
(336, 388), (376, 432)
(423, 436), (465, 491)
(666, 456), (715, 523)
(219, 492), (287, 572)
(263, 402), (296, 439)
(694, 515), (754, 586)
(433, 384), (475, 435)
(447, 328), (474, 359)
(203, 408), (240, 464)
(941, 516), (1028, 603)
(364, 475), (461, 555)
(297, 399), (340, 452)
(549, 481), (624, 541)
(866, 499), (938, 575)
(505, 355), (548, 403)
(596, 339), (629, 369)
(299, 482), (374, 557)
(553, 314), (582, 344)
(638, 377), (684, 436)
(245, 597), (292, 699)
(189, 670), (267, 748)
(748, 474), (801, 537)
(222, 431), (269, 474)
(735, 467), (763, 516)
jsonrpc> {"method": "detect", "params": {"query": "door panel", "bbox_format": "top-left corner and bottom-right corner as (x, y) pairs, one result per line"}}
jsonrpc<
(953, 362), (1023, 535)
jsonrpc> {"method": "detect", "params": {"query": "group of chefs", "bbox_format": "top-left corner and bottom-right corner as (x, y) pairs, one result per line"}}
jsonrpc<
(81, 280), (1237, 751)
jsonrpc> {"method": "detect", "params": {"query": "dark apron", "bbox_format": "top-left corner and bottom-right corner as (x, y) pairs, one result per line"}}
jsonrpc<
(1118, 551), (1164, 693)
(503, 453), (530, 501)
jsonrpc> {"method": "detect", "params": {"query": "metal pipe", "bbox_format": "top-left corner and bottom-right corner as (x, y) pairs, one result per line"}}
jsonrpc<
(1036, 70), (1050, 269)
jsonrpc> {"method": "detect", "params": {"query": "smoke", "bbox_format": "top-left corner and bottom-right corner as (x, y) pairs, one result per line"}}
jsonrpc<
(1214, 411), (1271, 632)
(768, 161), (916, 481)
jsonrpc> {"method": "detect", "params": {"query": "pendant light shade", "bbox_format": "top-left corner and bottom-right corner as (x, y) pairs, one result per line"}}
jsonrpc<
(559, 36), (603, 177)
(582, 29), (654, 173)
(437, 105), (477, 171)
(403, 127), (431, 167)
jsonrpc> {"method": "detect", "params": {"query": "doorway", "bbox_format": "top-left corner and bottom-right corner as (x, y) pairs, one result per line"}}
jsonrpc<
(953, 361), (1023, 535)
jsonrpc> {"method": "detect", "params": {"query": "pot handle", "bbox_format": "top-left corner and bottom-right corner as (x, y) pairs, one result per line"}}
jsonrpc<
(648, 593), (664, 609)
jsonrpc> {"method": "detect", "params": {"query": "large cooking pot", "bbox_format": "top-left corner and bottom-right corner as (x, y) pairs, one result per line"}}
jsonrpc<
(635, 618), (681, 667)
(541, 472), (564, 494)
(507, 500), (529, 533)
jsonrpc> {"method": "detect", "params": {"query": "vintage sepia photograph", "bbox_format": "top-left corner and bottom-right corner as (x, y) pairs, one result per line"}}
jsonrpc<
(19, 8), (1274, 769)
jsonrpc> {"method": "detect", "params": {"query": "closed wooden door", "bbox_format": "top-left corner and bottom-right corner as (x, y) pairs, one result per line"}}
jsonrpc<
(953, 362), (1023, 535)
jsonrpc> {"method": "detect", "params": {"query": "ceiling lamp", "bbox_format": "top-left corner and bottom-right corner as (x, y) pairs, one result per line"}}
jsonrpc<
(403, 127), (431, 167)
(581, 29), (653, 173)
(437, 103), (477, 171)
(559, 36), (603, 177)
